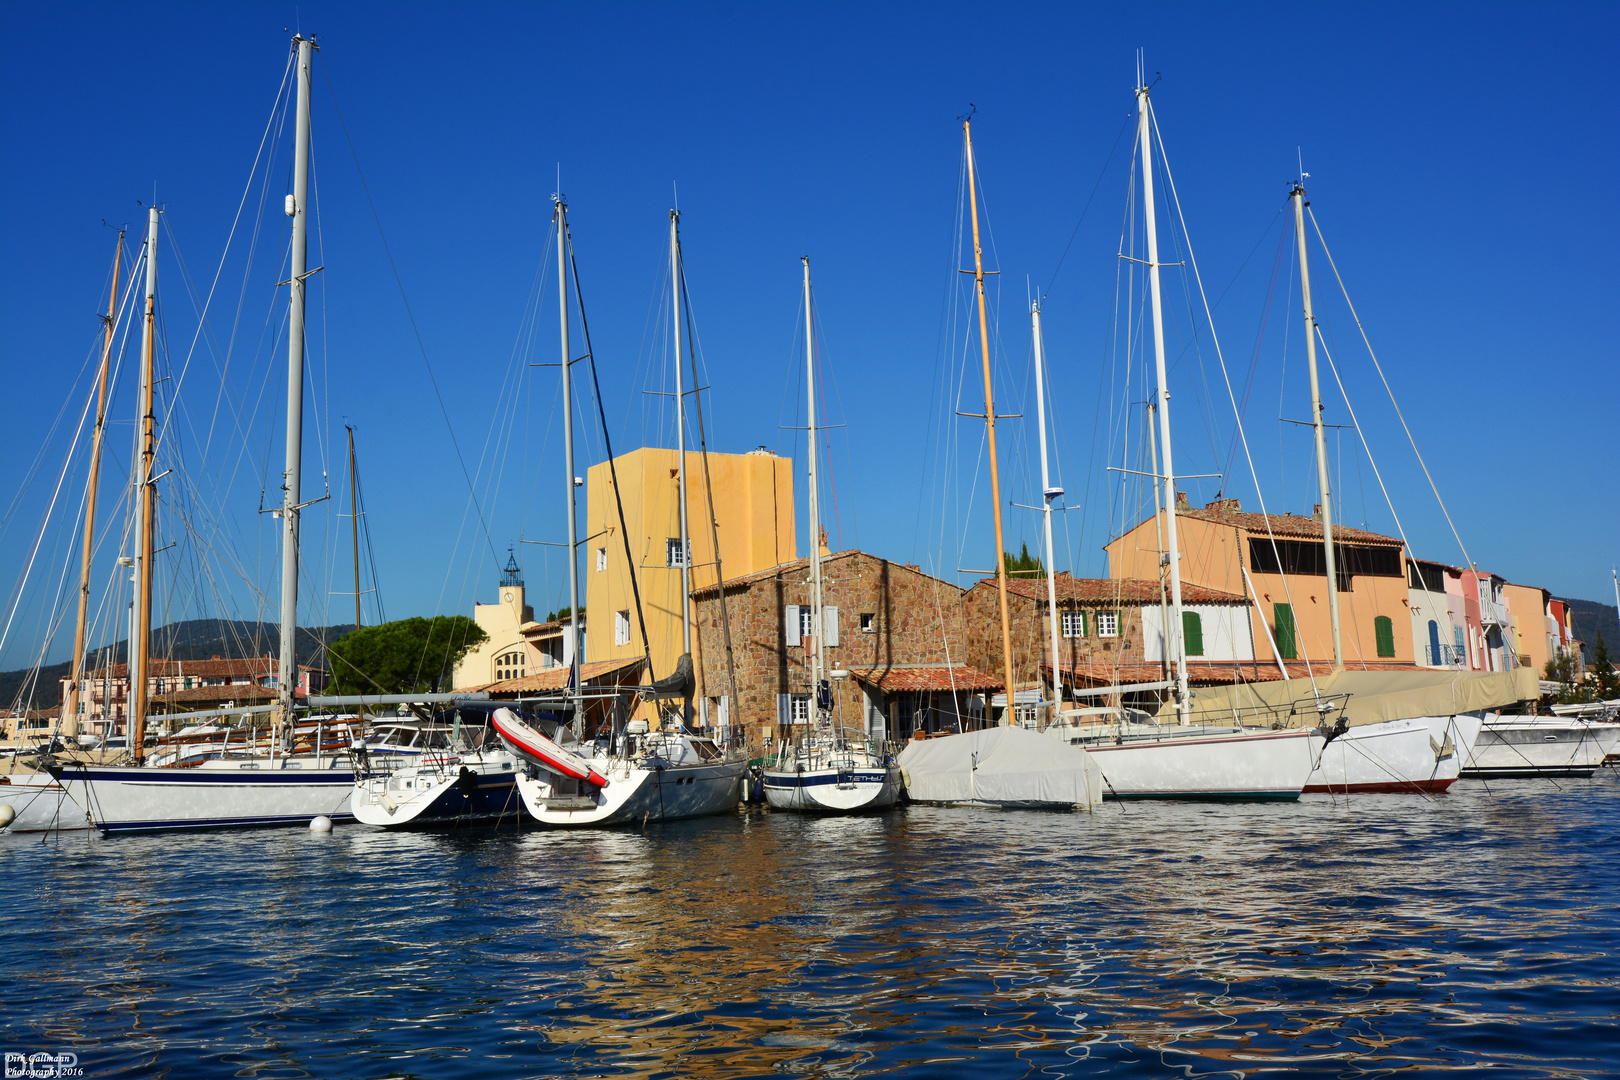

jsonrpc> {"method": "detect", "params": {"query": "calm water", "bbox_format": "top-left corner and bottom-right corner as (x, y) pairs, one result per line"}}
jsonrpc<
(3, 773), (1618, 1079)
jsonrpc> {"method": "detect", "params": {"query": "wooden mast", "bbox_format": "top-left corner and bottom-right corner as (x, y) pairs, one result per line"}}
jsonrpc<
(963, 118), (1018, 727)
(64, 231), (123, 738)
(130, 208), (159, 761)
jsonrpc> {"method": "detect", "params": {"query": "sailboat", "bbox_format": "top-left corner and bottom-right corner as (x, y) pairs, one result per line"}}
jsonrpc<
(53, 37), (359, 832)
(898, 116), (1103, 811)
(1037, 74), (1324, 799)
(761, 258), (901, 813)
(498, 203), (749, 827)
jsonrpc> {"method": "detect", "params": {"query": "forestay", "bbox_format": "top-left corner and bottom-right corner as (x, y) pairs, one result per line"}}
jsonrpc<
(899, 726), (1103, 807)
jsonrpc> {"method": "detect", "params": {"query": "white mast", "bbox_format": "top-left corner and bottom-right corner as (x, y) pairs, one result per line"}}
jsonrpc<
(276, 35), (314, 730)
(669, 211), (693, 660)
(1031, 302), (1062, 718)
(802, 258), (825, 717)
(129, 206), (160, 760)
(1292, 181), (1343, 670)
(1138, 76), (1191, 725)
(557, 195), (581, 697)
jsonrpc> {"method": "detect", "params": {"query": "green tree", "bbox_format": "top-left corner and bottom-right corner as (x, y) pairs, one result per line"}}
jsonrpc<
(1541, 650), (1589, 707)
(325, 616), (488, 696)
(1003, 542), (1045, 578)
(1591, 631), (1618, 701)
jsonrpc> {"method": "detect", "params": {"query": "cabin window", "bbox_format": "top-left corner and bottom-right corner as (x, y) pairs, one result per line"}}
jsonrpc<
(1061, 611), (1084, 638)
(1375, 615), (1396, 658)
(860, 613), (875, 633)
(595, 548), (607, 572)
(614, 610), (631, 646)
(1274, 604), (1297, 660)
(666, 538), (689, 567)
(1182, 611), (1204, 657)
(1095, 611), (1118, 638)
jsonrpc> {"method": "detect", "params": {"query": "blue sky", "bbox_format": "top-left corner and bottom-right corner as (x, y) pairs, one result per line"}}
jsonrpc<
(3, 2), (1616, 671)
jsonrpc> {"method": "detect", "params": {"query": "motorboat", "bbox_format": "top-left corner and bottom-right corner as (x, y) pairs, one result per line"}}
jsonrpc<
(1461, 714), (1620, 779)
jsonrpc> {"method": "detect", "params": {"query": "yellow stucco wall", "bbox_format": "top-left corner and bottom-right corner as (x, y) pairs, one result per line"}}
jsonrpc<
(584, 447), (795, 725)
(452, 585), (537, 689)
(1106, 511), (1414, 670)
(1501, 583), (1551, 675)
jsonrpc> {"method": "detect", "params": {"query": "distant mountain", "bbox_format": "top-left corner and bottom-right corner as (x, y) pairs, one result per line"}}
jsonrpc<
(1, 619), (358, 712)
(1563, 598), (1619, 665)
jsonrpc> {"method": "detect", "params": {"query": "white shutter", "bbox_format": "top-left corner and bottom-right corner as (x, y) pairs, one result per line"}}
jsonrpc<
(824, 606), (839, 647)
(785, 605), (801, 646)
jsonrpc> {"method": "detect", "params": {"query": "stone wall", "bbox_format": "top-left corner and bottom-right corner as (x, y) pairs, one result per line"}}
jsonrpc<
(692, 551), (969, 734)
(963, 581), (1148, 691)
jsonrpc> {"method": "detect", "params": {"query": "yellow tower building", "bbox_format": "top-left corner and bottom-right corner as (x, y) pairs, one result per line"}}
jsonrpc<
(585, 446), (795, 728)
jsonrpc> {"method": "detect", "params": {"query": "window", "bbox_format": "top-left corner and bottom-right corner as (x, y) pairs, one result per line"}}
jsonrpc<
(860, 613), (875, 633)
(801, 607), (815, 640)
(1454, 625), (1466, 652)
(1374, 615), (1396, 658)
(790, 694), (812, 724)
(595, 548), (607, 572)
(1095, 611), (1118, 638)
(614, 610), (631, 646)
(1182, 611), (1204, 657)
(666, 538), (689, 568)
(1061, 611), (1084, 638)
(1274, 603), (1297, 660)
(494, 650), (526, 682)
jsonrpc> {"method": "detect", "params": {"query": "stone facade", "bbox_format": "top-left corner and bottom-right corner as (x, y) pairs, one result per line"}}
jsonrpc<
(691, 550), (991, 742)
(964, 575), (1151, 697)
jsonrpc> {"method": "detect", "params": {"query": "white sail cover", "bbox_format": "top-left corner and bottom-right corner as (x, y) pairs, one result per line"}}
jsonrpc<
(898, 726), (1103, 807)
(1191, 667), (1537, 729)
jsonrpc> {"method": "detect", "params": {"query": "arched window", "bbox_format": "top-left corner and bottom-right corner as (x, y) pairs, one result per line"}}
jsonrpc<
(1374, 616), (1396, 658)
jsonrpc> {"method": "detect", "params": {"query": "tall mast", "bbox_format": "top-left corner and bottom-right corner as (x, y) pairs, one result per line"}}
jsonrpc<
(669, 211), (692, 658)
(1031, 302), (1062, 718)
(130, 208), (159, 760)
(1292, 182), (1343, 670)
(802, 258), (825, 716)
(964, 119), (1018, 727)
(276, 34), (314, 732)
(1138, 80), (1191, 725)
(1145, 401), (1171, 682)
(556, 196), (581, 699)
(64, 232), (122, 737)
(347, 424), (363, 726)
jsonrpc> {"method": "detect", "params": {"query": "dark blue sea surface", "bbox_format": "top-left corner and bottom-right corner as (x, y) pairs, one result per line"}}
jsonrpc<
(3, 773), (1618, 1078)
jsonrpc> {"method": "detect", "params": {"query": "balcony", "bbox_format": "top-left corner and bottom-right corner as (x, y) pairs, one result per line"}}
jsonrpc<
(1478, 599), (1510, 627)
(1426, 643), (1466, 668)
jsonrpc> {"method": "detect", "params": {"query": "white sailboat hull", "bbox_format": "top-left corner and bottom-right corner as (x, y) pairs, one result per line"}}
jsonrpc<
(55, 759), (355, 834)
(0, 774), (91, 832)
(1053, 726), (1321, 800)
(763, 765), (902, 813)
(351, 755), (525, 829)
(1304, 713), (1483, 794)
(1462, 715), (1620, 779)
(515, 756), (747, 828)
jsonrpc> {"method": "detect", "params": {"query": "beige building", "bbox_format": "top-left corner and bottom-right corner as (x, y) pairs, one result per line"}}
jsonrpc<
(452, 551), (546, 689)
(1107, 496), (1415, 672)
(584, 446), (795, 726)
(1501, 581), (1555, 676)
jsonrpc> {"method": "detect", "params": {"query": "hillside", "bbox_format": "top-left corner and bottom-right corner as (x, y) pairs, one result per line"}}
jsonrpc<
(1563, 598), (1619, 664)
(1, 619), (357, 712)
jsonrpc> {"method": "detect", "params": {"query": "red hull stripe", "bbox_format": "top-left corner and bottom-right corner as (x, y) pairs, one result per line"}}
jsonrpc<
(1302, 779), (1456, 794)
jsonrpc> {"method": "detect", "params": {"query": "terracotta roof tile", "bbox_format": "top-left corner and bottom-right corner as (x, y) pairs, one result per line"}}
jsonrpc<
(977, 573), (1247, 606)
(1175, 507), (1403, 546)
(848, 664), (1002, 692)
(477, 657), (645, 695)
(1046, 659), (1419, 687)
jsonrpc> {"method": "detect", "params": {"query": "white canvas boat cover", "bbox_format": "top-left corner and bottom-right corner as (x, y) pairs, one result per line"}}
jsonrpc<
(897, 725), (1103, 807)
(1191, 667), (1537, 729)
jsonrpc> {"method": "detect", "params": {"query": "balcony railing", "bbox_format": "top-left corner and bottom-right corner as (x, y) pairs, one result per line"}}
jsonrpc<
(1427, 644), (1466, 667)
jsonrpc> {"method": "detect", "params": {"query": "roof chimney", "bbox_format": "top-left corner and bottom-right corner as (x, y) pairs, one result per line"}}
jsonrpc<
(1205, 497), (1241, 513)
(1312, 503), (1322, 522)
(1175, 490), (1190, 510)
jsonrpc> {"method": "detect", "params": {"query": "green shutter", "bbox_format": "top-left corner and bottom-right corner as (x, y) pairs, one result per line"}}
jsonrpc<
(1375, 615), (1395, 658)
(1274, 603), (1297, 660)
(1183, 611), (1204, 657)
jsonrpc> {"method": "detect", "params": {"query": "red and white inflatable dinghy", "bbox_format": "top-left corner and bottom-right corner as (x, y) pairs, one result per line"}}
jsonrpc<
(492, 708), (608, 787)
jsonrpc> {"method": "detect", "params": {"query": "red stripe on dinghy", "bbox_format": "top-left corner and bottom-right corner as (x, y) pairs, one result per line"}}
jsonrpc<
(492, 712), (607, 787)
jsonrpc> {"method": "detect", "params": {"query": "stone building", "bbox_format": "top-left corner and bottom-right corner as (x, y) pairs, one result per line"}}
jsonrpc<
(690, 549), (1001, 744)
(962, 573), (1253, 715)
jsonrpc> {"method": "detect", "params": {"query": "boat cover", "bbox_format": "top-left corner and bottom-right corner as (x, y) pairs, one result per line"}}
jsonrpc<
(898, 725), (1102, 807)
(1191, 667), (1537, 729)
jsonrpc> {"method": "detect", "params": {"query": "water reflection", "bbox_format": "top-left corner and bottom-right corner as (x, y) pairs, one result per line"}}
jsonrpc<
(0, 774), (1616, 1077)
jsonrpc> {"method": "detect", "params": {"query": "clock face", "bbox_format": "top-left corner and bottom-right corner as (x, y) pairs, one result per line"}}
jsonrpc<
(503, 590), (513, 603)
